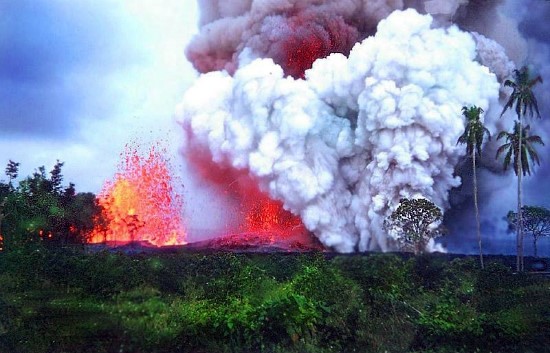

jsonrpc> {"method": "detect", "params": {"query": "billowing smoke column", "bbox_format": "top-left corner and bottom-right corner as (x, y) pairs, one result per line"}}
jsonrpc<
(178, 2), (508, 252)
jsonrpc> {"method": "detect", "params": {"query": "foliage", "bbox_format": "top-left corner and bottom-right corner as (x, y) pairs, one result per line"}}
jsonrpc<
(0, 160), (103, 251)
(457, 105), (491, 157)
(500, 66), (543, 120)
(4, 160), (19, 187)
(384, 198), (444, 254)
(506, 205), (550, 257)
(1, 250), (550, 353)
(496, 122), (544, 176)
(498, 65), (544, 273)
(457, 105), (491, 269)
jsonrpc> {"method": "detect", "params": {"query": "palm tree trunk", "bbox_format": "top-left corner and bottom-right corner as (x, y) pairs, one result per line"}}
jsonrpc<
(472, 149), (484, 269)
(517, 120), (524, 272)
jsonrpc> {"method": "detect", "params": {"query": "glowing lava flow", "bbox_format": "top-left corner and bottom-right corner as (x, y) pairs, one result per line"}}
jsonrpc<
(88, 145), (186, 246)
(244, 197), (303, 233)
(199, 190), (323, 251)
(227, 188), (324, 251)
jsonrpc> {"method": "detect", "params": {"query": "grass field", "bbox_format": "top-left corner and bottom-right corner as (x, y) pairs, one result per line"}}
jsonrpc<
(1, 248), (549, 353)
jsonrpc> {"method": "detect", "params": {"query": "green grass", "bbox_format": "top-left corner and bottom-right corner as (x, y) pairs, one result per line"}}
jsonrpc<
(1, 249), (549, 353)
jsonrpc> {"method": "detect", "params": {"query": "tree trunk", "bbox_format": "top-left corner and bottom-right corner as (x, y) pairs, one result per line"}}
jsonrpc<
(534, 236), (538, 258)
(472, 149), (484, 269)
(517, 121), (524, 272)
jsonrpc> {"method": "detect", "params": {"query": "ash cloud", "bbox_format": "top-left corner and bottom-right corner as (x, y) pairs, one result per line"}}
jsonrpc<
(179, 0), (550, 254)
(178, 7), (501, 252)
(186, 0), (424, 76)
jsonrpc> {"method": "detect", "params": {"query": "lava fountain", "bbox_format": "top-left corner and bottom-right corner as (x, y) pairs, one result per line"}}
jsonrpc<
(88, 144), (186, 247)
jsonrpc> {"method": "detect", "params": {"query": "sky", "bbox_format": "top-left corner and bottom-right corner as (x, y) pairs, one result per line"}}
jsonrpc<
(1, 0), (550, 252)
(0, 0), (198, 193)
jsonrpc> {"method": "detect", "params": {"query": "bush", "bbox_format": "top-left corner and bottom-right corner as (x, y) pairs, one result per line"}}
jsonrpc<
(290, 256), (364, 350)
(333, 254), (411, 305)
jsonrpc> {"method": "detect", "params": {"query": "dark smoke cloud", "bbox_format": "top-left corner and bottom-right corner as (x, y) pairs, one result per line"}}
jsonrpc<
(186, 0), (413, 75)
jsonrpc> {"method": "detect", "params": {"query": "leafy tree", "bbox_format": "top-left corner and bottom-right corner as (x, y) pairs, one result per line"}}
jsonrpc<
(457, 105), (491, 269)
(499, 66), (543, 272)
(5, 160), (20, 189)
(0, 160), (102, 250)
(384, 198), (444, 254)
(501, 67), (542, 120)
(50, 160), (64, 195)
(124, 214), (144, 244)
(507, 206), (550, 258)
(496, 122), (544, 270)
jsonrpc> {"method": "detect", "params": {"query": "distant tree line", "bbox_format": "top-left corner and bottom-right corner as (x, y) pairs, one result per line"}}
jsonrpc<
(0, 160), (103, 251)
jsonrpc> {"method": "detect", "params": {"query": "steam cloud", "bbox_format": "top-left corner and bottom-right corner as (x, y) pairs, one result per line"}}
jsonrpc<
(177, 5), (507, 252)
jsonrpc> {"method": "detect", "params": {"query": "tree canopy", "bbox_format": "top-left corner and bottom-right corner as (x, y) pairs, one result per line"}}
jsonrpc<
(457, 105), (491, 157)
(501, 66), (543, 120)
(384, 198), (444, 254)
(0, 160), (102, 251)
(506, 206), (550, 257)
(496, 122), (544, 176)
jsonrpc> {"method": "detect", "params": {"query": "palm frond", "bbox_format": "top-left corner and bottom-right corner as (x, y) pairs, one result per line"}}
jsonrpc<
(501, 66), (543, 121)
(495, 143), (511, 157)
(521, 148), (531, 176)
(496, 130), (510, 141)
(503, 148), (512, 172)
(483, 127), (492, 140)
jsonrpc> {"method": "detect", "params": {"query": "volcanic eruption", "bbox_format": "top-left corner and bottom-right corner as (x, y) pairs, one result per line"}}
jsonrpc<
(176, 0), (528, 253)
(88, 144), (187, 247)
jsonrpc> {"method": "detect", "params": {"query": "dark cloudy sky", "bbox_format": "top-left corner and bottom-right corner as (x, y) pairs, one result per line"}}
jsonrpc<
(0, 0), (198, 192)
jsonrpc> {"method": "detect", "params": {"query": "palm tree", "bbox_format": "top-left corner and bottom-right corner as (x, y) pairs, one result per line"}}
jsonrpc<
(501, 67), (543, 120)
(499, 66), (543, 272)
(457, 106), (491, 269)
(496, 122), (544, 270)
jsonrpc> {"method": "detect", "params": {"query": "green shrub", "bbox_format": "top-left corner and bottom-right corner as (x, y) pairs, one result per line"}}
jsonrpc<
(290, 257), (364, 350)
(333, 254), (411, 304)
(409, 254), (448, 291)
(110, 286), (179, 351)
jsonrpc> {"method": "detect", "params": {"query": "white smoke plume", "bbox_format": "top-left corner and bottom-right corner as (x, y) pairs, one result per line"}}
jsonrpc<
(177, 9), (501, 252)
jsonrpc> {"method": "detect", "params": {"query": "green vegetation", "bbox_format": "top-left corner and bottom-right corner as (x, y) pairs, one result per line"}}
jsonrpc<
(1, 250), (549, 353)
(457, 105), (491, 269)
(507, 205), (550, 257)
(0, 160), (102, 251)
(384, 198), (444, 254)
(497, 66), (545, 272)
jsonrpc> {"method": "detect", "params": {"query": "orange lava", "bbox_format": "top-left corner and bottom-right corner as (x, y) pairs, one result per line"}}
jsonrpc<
(244, 196), (303, 233)
(197, 192), (323, 252)
(238, 189), (312, 248)
(88, 145), (186, 246)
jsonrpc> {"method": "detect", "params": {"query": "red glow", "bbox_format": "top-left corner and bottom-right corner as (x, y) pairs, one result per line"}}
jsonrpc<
(235, 185), (324, 250)
(88, 144), (186, 247)
(182, 138), (323, 251)
(283, 31), (326, 79)
(275, 12), (358, 79)
(244, 197), (302, 233)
